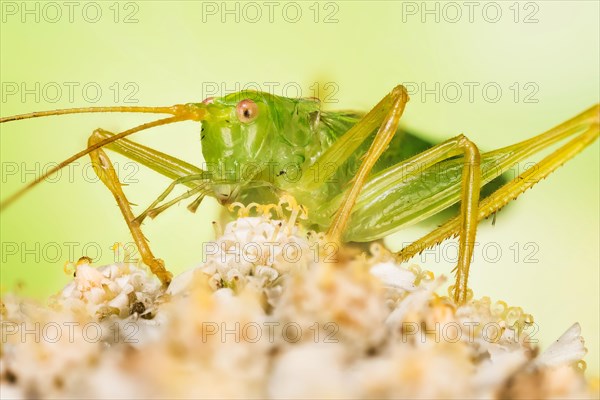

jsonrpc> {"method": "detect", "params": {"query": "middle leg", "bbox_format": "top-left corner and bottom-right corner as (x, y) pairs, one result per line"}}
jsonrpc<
(325, 85), (411, 242)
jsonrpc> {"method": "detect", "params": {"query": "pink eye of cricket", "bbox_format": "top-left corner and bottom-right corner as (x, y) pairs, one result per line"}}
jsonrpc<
(236, 99), (259, 123)
(202, 97), (214, 104)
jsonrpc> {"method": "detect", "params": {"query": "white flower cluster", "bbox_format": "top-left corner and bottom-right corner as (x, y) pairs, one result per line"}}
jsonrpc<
(57, 259), (164, 320)
(0, 206), (595, 399)
(170, 216), (312, 303)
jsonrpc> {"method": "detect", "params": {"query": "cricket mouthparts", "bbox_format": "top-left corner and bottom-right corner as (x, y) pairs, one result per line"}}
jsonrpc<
(213, 183), (238, 205)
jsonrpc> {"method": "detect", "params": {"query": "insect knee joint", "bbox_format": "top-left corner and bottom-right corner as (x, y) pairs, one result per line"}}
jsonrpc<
(89, 128), (112, 145)
(391, 85), (409, 102)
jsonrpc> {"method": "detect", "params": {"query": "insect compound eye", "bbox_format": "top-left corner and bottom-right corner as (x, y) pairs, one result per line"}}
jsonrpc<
(236, 99), (259, 123)
(202, 97), (215, 104)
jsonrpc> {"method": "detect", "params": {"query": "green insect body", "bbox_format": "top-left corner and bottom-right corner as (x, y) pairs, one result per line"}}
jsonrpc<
(2, 85), (597, 301)
(198, 90), (488, 241)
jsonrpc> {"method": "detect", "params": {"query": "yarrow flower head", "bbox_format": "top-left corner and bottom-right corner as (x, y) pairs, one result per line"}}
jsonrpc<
(57, 255), (163, 320)
(0, 197), (594, 398)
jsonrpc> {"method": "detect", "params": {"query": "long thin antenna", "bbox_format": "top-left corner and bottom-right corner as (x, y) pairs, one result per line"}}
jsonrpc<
(0, 106), (180, 123)
(0, 115), (188, 210)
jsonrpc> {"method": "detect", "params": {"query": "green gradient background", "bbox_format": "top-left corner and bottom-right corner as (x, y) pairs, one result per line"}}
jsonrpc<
(1, 1), (598, 375)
